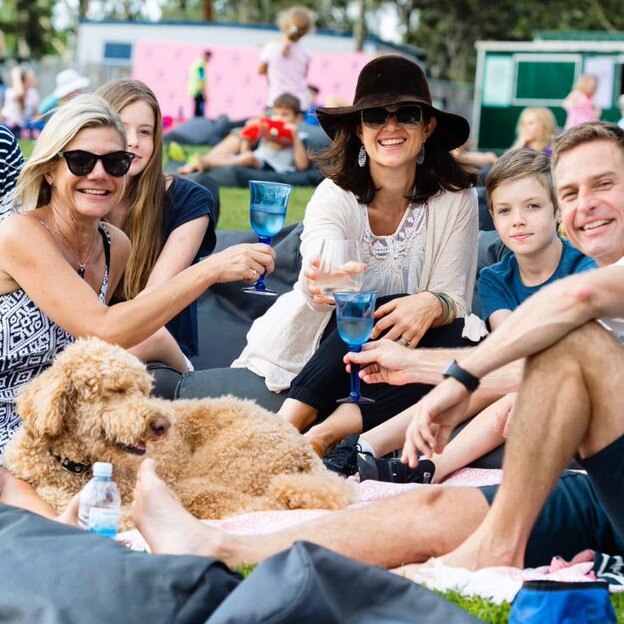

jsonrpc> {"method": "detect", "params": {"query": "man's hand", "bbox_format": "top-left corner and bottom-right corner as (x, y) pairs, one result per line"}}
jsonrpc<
(344, 338), (417, 386)
(401, 378), (472, 465)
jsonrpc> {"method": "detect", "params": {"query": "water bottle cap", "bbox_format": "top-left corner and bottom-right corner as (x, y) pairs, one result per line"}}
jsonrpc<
(92, 462), (113, 478)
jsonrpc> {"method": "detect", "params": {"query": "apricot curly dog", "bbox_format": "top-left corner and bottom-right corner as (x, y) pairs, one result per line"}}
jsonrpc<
(4, 338), (351, 529)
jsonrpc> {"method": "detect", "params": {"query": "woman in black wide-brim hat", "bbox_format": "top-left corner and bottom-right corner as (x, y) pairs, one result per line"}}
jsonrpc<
(233, 55), (479, 454)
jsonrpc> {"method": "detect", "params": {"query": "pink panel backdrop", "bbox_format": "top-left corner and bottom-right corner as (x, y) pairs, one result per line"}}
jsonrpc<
(132, 39), (371, 121)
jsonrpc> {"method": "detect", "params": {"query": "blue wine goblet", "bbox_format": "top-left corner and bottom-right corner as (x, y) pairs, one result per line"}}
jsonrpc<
(334, 291), (378, 404)
(243, 180), (293, 297)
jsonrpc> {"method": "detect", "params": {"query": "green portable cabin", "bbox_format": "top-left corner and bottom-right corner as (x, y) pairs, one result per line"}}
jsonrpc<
(473, 34), (624, 152)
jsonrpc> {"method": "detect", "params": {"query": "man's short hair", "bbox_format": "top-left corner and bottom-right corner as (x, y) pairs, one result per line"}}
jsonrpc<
(486, 148), (557, 214)
(552, 121), (624, 169)
(272, 93), (302, 115)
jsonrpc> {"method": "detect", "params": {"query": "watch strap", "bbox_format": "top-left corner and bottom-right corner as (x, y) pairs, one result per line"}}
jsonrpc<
(442, 359), (480, 392)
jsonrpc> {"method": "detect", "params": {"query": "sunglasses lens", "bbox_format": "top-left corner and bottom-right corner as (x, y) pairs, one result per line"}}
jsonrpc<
(395, 106), (422, 126)
(361, 106), (423, 128)
(65, 152), (96, 176)
(102, 152), (133, 177)
(361, 107), (388, 127)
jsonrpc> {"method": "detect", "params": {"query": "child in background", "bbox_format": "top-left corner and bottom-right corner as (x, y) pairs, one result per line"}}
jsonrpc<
(258, 7), (315, 112)
(178, 93), (309, 174)
(188, 50), (212, 118)
(349, 149), (597, 484)
(563, 74), (601, 130)
(511, 107), (557, 156)
(1, 66), (40, 137)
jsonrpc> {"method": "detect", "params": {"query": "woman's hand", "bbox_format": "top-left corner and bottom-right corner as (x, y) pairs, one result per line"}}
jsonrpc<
(303, 255), (334, 305)
(207, 243), (276, 284)
(302, 255), (367, 306)
(344, 338), (418, 386)
(370, 292), (442, 347)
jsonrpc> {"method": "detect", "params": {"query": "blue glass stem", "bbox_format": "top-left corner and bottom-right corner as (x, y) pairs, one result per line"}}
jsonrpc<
(349, 344), (362, 401)
(255, 235), (272, 291)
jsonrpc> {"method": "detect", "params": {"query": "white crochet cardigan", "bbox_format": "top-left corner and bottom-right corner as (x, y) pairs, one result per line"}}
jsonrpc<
(232, 179), (478, 392)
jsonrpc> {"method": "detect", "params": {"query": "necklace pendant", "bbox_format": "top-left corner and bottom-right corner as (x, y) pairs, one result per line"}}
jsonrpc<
(78, 264), (86, 278)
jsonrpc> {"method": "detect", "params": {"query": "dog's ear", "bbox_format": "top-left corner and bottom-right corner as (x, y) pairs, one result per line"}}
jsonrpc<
(16, 368), (74, 439)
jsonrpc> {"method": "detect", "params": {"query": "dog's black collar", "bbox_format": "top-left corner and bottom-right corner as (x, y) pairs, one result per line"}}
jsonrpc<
(50, 451), (91, 475)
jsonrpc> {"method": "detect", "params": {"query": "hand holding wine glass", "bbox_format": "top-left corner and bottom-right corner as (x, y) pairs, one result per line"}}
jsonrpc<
(334, 291), (378, 404)
(311, 240), (366, 304)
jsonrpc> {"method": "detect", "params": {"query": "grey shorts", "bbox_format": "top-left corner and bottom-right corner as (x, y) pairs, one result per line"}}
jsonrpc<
(480, 469), (624, 568)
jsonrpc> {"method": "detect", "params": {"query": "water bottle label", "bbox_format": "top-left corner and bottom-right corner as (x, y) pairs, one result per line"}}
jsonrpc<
(88, 507), (120, 537)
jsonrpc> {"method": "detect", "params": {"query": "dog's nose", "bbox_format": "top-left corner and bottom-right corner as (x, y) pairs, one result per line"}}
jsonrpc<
(150, 417), (171, 437)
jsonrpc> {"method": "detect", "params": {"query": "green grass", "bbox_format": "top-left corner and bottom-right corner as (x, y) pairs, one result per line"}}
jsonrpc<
(218, 186), (313, 230)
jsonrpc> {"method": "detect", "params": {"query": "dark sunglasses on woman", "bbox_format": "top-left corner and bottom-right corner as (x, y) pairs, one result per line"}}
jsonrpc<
(57, 150), (135, 177)
(361, 105), (423, 129)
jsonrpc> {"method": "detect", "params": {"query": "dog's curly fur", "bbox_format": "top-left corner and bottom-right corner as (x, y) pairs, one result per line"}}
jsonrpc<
(4, 338), (352, 529)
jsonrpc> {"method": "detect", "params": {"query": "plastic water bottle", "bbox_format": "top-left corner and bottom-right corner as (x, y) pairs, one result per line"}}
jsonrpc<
(78, 462), (121, 538)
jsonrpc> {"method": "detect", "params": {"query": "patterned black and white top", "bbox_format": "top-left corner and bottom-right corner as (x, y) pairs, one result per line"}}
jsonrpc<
(0, 125), (24, 219)
(0, 223), (111, 458)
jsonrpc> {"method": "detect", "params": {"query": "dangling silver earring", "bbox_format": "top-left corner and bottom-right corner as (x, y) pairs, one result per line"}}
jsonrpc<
(416, 144), (425, 165)
(358, 145), (367, 168)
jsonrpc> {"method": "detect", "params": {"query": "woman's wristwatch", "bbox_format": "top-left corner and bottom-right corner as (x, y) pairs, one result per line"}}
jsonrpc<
(442, 359), (480, 392)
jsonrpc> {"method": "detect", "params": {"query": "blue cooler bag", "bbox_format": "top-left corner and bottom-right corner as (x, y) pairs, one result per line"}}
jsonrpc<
(509, 580), (616, 624)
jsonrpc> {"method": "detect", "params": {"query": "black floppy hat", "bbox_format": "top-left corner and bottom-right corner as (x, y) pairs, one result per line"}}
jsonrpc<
(316, 55), (470, 150)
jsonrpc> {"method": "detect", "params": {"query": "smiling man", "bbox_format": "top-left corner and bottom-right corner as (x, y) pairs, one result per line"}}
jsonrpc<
(402, 121), (624, 570)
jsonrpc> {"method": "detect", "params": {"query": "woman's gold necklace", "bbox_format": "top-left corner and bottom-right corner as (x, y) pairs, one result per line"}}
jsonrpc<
(52, 223), (98, 278)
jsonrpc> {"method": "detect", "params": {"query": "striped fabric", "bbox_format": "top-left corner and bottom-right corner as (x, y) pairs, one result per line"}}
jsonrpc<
(0, 124), (24, 219)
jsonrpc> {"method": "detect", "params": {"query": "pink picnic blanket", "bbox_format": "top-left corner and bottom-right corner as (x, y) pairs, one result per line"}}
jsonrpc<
(118, 467), (501, 547)
(117, 467), (605, 603)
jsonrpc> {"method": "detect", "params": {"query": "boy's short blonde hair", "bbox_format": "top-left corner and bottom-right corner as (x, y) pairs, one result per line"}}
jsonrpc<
(486, 148), (557, 214)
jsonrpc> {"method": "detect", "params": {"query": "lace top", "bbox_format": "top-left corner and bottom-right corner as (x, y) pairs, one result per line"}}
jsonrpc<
(360, 201), (427, 295)
(0, 223), (111, 458)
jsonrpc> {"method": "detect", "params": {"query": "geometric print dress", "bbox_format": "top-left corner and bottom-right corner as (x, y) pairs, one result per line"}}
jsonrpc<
(0, 224), (111, 459)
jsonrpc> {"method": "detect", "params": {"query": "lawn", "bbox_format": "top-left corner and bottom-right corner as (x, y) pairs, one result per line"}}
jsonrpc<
(218, 186), (313, 230)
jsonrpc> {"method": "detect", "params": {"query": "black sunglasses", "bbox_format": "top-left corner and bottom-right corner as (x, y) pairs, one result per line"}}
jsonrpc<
(361, 105), (423, 129)
(57, 150), (135, 177)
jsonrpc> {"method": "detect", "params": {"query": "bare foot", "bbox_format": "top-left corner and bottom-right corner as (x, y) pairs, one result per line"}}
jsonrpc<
(440, 523), (522, 570)
(177, 163), (198, 175)
(132, 459), (229, 558)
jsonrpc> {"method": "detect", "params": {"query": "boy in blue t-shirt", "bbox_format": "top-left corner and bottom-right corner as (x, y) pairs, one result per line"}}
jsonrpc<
(478, 150), (596, 331)
(355, 149), (596, 485)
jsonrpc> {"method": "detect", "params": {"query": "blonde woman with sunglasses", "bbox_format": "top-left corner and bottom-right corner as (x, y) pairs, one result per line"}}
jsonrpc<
(0, 94), (274, 464)
(227, 56), (479, 457)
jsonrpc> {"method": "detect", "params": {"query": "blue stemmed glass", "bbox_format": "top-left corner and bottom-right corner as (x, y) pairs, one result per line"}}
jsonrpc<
(334, 291), (378, 404)
(243, 180), (293, 296)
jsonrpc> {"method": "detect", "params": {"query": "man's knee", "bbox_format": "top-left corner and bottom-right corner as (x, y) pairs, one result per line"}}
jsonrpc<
(526, 321), (620, 375)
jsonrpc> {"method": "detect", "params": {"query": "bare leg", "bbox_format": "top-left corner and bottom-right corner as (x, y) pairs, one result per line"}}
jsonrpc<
(128, 327), (189, 374)
(305, 404), (363, 457)
(278, 398), (319, 431)
(364, 392), (502, 459)
(429, 396), (507, 483)
(133, 458), (489, 568)
(443, 322), (624, 570)
(0, 469), (56, 518)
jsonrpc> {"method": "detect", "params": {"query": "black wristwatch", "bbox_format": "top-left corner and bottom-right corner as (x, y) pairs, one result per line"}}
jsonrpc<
(442, 360), (480, 392)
